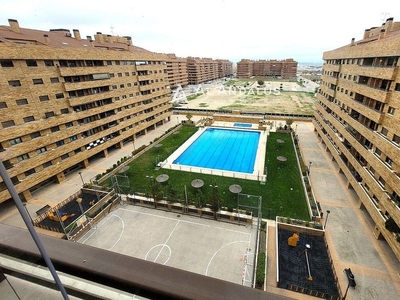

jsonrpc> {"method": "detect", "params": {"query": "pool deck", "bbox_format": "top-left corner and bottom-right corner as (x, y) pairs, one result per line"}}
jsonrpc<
(161, 124), (268, 181)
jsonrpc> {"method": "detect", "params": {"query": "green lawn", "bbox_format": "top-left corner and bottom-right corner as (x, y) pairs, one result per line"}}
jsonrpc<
(107, 126), (309, 220)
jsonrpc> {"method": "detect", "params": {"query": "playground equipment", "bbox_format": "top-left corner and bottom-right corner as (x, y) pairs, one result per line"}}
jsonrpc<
(298, 244), (313, 282)
(287, 233), (299, 247)
(48, 211), (75, 222)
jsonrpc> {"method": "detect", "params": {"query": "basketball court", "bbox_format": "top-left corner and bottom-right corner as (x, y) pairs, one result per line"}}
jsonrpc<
(77, 204), (258, 287)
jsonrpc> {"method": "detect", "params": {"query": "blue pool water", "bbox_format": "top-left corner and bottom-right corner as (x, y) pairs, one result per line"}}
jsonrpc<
(173, 128), (260, 173)
(233, 123), (252, 128)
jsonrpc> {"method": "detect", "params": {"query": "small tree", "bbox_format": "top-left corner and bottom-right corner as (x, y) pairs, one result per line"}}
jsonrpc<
(257, 79), (264, 86)
(186, 113), (193, 122)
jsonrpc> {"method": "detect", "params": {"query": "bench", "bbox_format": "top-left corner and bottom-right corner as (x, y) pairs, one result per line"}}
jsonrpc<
(36, 204), (51, 216)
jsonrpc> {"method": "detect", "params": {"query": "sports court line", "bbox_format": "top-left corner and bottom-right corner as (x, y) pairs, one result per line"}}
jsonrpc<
(153, 221), (180, 264)
(119, 208), (210, 227)
(79, 213), (125, 251)
(205, 240), (251, 276)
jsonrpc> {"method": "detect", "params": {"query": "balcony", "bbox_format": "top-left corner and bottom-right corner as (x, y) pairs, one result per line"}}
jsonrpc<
(354, 65), (397, 81)
(352, 83), (389, 103)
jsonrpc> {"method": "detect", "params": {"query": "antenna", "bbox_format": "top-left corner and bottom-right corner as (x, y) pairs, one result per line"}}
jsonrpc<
(381, 12), (389, 23)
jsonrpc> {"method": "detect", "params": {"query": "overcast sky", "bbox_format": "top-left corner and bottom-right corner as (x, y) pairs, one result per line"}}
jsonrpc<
(1, 0), (399, 64)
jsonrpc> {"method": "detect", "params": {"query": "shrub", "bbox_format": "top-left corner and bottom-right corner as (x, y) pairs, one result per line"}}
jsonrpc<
(256, 252), (266, 288)
(286, 217), (291, 224)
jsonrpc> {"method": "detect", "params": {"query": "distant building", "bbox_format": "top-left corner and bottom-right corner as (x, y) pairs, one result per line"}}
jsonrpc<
(237, 58), (297, 79)
(314, 17), (400, 261)
(186, 57), (233, 84)
(0, 19), (172, 203)
(166, 53), (188, 89)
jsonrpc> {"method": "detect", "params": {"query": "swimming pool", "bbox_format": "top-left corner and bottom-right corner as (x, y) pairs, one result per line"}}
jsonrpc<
(233, 123), (252, 128)
(172, 128), (260, 173)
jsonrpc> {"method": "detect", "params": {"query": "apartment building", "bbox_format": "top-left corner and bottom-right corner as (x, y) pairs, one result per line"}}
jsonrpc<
(237, 58), (298, 79)
(314, 17), (400, 260)
(166, 53), (188, 88)
(0, 19), (173, 204)
(187, 57), (232, 84)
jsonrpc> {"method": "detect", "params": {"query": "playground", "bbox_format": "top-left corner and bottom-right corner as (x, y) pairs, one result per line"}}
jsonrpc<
(277, 228), (340, 298)
(77, 205), (258, 287)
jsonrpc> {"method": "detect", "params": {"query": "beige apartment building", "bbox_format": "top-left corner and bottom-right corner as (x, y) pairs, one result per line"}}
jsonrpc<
(237, 58), (298, 79)
(314, 17), (400, 260)
(166, 53), (188, 88)
(0, 19), (173, 204)
(187, 57), (232, 84)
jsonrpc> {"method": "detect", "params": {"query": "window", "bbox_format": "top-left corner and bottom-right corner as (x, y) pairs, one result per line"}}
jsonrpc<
(120, 84), (125, 88)
(31, 132), (40, 139)
(18, 154), (29, 161)
(33, 78), (43, 85)
(395, 83), (400, 92)
(56, 140), (64, 147)
(0, 102), (7, 108)
(10, 137), (22, 145)
(45, 112), (55, 118)
(132, 72), (136, 75)
(112, 85), (117, 90)
(115, 97), (120, 101)
(51, 126), (60, 132)
(388, 106), (395, 115)
(16, 99), (28, 105)
(44, 60), (54, 67)
(393, 134), (400, 145)
(381, 127), (388, 136)
(37, 147), (46, 154)
(43, 161), (52, 168)
(23, 116), (35, 123)
(25, 168), (35, 177)
(70, 135), (77, 141)
(1, 60), (14, 67)
(375, 148), (382, 156)
(115, 61), (120, 65)
(118, 73), (122, 77)
(106, 60), (112, 65)
(26, 60), (37, 67)
(66, 122), (73, 128)
(50, 77), (59, 83)
(61, 154), (69, 160)
(56, 93), (64, 99)
(385, 156), (393, 166)
(110, 73), (115, 78)
(61, 108), (69, 114)
(125, 72), (129, 76)
(39, 95), (49, 102)
(8, 80), (21, 87)
(2, 120), (15, 128)
(378, 176), (386, 188)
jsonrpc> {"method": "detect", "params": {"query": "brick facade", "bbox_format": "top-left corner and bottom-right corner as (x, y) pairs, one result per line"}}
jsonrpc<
(314, 17), (400, 260)
(0, 19), (173, 203)
(237, 58), (297, 79)
(166, 53), (188, 89)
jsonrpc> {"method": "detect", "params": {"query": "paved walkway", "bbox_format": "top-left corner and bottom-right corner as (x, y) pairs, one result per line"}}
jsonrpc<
(1, 118), (399, 299)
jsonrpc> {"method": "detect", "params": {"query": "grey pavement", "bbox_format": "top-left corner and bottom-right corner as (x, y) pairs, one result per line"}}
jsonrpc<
(295, 121), (400, 300)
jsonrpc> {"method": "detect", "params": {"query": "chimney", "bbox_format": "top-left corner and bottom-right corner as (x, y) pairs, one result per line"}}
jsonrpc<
(350, 37), (355, 46)
(8, 19), (21, 33)
(379, 29), (385, 40)
(385, 17), (394, 34)
(43, 34), (50, 45)
(363, 28), (371, 39)
(95, 32), (104, 44)
(90, 39), (94, 48)
(73, 29), (81, 40)
(107, 34), (113, 43)
(125, 36), (132, 46)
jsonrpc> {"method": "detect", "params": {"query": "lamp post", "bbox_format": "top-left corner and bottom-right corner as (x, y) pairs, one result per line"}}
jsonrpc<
(78, 171), (85, 186)
(324, 210), (331, 228)
(209, 184), (219, 219)
(308, 162), (312, 175)
(23, 203), (33, 224)
(132, 140), (135, 150)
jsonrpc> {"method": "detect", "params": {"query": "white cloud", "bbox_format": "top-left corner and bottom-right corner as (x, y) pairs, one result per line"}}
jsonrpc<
(1, 0), (399, 63)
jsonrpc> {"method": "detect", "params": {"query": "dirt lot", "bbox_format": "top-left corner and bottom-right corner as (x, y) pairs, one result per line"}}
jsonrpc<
(182, 79), (317, 115)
